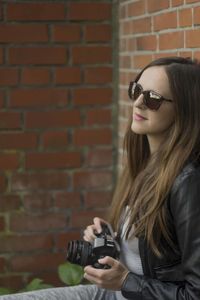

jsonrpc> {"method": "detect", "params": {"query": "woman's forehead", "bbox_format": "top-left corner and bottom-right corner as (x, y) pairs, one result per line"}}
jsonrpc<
(138, 66), (171, 95)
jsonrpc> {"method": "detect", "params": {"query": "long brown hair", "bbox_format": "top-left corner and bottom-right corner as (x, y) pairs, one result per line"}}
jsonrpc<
(109, 57), (200, 256)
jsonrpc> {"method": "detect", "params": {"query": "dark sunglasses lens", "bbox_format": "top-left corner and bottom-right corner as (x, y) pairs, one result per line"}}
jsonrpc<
(133, 84), (142, 100)
(128, 82), (134, 99)
(145, 92), (162, 110)
(128, 82), (142, 100)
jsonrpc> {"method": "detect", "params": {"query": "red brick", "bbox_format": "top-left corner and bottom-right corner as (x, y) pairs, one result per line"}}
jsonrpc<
(26, 110), (81, 129)
(10, 88), (68, 108)
(147, 0), (169, 12)
(55, 231), (81, 249)
(0, 257), (5, 272)
(0, 3), (2, 20)
(0, 48), (3, 64)
(131, 17), (151, 34)
(186, 0), (199, 2)
(11, 252), (64, 272)
(0, 275), (23, 291)
(119, 71), (132, 87)
(193, 52), (200, 60)
(0, 234), (53, 253)
(86, 149), (113, 167)
(0, 216), (5, 231)
(7, 3), (65, 21)
(11, 173), (68, 191)
(69, 2), (112, 20)
(127, 39), (137, 52)
(194, 7), (200, 25)
(186, 29), (200, 48)
(55, 192), (81, 209)
(120, 5), (126, 19)
(72, 46), (112, 64)
(178, 51), (192, 58)
(10, 213), (67, 232)
(23, 194), (52, 212)
(159, 32), (184, 50)
(73, 171), (113, 189)
(133, 54), (153, 69)
(127, 0), (145, 17)
(0, 91), (4, 107)
(154, 12), (177, 31)
(26, 152), (81, 169)
(9, 47), (67, 65)
(136, 35), (157, 51)
(53, 24), (81, 42)
(73, 88), (112, 105)
(84, 191), (112, 209)
(85, 24), (112, 42)
(0, 24), (48, 43)
(21, 68), (50, 85)
(121, 20), (131, 35)
(0, 112), (21, 129)
(84, 67), (112, 84)
(55, 67), (81, 84)
(0, 175), (6, 192)
(154, 52), (179, 60)
(0, 68), (18, 86)
(42, 131), (68, 148)
(74, 128), (112, 146)
(86, 109), (112, 125)
(0, 133), (37, 149)
(172, 0), (184, 6)
(118, 101), (131, 118)
(179, 9), (192, 27)
(120, 56), (131, 69)
(0, 195), (21, 212)
(70, 210), (108, 228)
(119, 86), (129, 103)
(0, 153), (19, 170)
(35, 272), (61, 287)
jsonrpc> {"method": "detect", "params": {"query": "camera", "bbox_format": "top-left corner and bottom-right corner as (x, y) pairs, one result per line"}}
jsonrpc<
(66, 223), (120, 269)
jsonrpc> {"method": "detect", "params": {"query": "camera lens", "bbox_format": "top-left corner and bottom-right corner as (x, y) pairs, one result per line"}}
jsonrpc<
(67, 240), (93, 266)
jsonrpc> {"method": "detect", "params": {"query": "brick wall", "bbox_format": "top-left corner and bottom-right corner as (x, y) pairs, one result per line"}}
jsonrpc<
(118, 0), (200, 163)
(0, 0), (116, 290)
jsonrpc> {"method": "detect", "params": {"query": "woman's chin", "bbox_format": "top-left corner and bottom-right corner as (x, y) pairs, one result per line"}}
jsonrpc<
(131, 123), (146, 135)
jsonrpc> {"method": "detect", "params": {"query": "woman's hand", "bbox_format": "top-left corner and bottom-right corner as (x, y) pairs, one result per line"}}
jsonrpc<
(83, 217), (107, 242)
(83, 256), (129, 291)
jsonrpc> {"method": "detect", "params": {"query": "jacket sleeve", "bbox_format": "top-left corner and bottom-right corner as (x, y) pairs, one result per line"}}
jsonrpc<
(121, 169), (200, 299)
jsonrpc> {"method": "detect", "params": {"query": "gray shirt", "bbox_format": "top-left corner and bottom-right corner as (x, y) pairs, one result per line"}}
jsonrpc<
(115, 214), (143, 299)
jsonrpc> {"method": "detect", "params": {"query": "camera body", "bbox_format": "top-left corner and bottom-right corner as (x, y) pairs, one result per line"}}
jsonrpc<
(66, 223), (120, 269)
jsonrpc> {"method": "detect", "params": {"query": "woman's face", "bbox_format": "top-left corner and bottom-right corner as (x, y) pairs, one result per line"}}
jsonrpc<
(131, 66), (175, 152)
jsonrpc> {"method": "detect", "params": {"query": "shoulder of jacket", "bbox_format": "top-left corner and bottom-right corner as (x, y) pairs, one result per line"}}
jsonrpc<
(171, 161), (200, 194)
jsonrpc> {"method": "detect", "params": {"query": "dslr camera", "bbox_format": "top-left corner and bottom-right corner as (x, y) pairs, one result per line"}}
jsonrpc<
(66, 223), (120, 269)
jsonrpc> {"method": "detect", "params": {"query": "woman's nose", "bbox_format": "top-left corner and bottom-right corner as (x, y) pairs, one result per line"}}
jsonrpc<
(133, 94), (146, 109)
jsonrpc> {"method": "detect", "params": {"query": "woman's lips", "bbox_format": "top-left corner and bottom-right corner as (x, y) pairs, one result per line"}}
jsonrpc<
(134, 113), (147, 121)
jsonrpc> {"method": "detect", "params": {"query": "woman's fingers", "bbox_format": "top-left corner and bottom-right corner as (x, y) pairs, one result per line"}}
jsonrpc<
(83, 257), (129, 290)
(93, 217), (103, 233)
(83, 217), (107, 242)
(83, 224), (97, 241)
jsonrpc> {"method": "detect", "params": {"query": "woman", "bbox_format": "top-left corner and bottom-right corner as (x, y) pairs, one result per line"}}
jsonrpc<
(83, 56), (200, 299)
(2, 56), (200, 299)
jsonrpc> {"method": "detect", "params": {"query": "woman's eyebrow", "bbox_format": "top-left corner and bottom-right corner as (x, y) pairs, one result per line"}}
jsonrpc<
(138, 82), (165, 96)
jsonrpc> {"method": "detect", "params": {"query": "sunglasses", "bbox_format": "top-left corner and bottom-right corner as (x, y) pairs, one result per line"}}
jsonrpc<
(128, 81), (173, 111)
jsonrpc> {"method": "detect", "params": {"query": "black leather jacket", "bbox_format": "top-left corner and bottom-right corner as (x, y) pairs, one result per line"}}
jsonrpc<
(121, 162), (200, 299)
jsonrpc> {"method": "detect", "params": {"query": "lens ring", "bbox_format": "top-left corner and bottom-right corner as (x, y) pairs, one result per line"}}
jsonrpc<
(80, 241), (93, 266)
